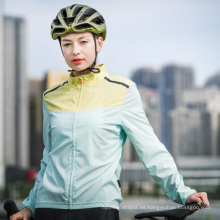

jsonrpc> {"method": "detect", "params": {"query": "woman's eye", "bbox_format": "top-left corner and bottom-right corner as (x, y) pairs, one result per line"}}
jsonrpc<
(63, 43), (71, 47)
(81, 41), (88, 44)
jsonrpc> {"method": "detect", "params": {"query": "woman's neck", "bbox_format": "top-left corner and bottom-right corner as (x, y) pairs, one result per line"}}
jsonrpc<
(70, 65), (98, 77)
(70, 69), (91, 77)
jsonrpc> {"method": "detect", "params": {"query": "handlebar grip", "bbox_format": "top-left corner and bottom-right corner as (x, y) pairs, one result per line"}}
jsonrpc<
(134, 202), (200, 220)
(4, 200), (19, 219)
(3, 200), (34, 220)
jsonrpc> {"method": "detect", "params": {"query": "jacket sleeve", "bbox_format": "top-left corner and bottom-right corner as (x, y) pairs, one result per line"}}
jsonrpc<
(121, 83), (196, 205)
(22, 95), (51, 213)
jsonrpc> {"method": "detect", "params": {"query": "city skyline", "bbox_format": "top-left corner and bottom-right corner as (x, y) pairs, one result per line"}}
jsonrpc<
(3, 0), (220, 87)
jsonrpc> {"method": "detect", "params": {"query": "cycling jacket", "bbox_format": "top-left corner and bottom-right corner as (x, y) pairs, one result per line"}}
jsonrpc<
(22, 64), (196, 213)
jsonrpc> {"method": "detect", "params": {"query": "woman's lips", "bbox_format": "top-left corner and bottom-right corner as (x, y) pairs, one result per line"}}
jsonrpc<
(73, 58), (83, 64)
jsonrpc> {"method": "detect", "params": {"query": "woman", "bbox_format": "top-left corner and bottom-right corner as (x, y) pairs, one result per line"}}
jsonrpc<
(11, 3), (209, 220)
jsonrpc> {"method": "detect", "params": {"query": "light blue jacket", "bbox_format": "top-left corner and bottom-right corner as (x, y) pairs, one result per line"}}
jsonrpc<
(22, 65), (196, 213)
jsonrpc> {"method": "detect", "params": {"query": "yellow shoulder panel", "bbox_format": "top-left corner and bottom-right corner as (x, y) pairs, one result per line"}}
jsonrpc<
(77, 76), (134, 112)
(44, 80), (72, 112)
(44, 76), (134, 113)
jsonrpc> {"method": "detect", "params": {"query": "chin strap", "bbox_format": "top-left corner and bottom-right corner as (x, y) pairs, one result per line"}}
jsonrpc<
(68, 67), (100, 74)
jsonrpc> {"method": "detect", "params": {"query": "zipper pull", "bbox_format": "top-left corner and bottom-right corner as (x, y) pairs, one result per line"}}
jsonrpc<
(80, 78), (83, 83)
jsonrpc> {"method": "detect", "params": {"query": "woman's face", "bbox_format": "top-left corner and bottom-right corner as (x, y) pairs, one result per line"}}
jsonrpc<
(60, 32), (103, 73)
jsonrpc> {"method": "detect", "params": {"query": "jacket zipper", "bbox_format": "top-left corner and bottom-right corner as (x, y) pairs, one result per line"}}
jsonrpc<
(69, 77), (84, 207)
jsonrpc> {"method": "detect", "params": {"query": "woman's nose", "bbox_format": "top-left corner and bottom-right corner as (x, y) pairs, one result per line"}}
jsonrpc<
(72, 43), (80, 55)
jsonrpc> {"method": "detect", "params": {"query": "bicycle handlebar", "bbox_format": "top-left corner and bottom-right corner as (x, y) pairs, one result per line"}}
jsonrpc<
(135, 202), (201, 220)
(4, 200), (203, 220)
(4, 200), (34, 220)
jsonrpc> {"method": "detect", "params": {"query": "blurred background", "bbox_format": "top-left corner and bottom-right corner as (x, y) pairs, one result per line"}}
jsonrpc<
(0, 0), (220, 219)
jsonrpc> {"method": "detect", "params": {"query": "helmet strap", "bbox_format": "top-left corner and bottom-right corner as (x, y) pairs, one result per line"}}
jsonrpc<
(58, 37), (64, 56)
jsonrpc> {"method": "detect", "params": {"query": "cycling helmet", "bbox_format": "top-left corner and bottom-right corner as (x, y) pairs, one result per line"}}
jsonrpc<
(51, 4), (106, 40)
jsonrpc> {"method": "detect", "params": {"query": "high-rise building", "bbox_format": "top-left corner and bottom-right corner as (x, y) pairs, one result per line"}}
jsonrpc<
(3, 16), (29, 168)
(131, 67), (158, 89)
(204, 71), (220, 88)
(0, 0), (5, 187)
(170, 107), (211, 158)
(170, 86), (220, 159)
(159, 64), (194, 153)
(183, 86), (220, 156)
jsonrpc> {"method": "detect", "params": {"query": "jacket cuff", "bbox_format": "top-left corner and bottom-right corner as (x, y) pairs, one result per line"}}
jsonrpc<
(22, 197), (35, 214)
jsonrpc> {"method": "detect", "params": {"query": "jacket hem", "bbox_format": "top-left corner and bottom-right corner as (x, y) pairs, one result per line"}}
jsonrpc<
(35, 201), (120, 210)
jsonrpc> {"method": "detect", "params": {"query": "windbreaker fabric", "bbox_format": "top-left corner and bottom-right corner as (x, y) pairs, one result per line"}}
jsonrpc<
(22, 64), (196, 213)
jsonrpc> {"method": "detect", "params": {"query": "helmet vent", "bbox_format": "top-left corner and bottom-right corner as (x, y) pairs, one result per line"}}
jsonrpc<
(78, 8), (96, 23)
(60, 8), (67, 18)
(53, 28), (65, 34)
(74, 24), (93, 30)
(91, 16), (105, 25)
(72, 6), (84, 17)
(53, 18), (62, 26)
(64, 17), (75, 27)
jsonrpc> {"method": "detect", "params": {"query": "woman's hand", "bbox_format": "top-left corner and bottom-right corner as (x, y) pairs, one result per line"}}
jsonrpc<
(186, 192), (209, 207)
(10, 207), (32, 220)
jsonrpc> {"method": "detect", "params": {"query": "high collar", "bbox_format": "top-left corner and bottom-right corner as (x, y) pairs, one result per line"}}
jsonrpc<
(68, 64), (108, 86)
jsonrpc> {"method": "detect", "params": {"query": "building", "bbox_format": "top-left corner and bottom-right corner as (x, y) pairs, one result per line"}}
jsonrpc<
(122, 138), (132, 162)
(29, 78), (44, 169)
(170, 107), (211, 158)
(131, 67), (158, 89)
(3, 16), (29, 168)
(183, 86), (220, 156)
(176, 157), (220, 186)
(45, 70), (69, 89)
(159, 64), (194, 153)
(0, 0), (4, 187)
(204, 71), (220, 88)
(170, 86), (220, 159)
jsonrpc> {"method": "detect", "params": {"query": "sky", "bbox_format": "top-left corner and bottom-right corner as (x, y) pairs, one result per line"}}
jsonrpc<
(3, 0), (220, 87)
